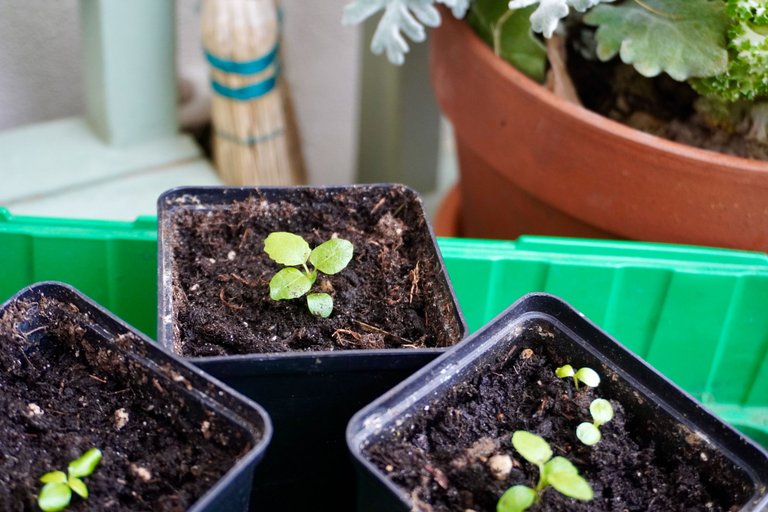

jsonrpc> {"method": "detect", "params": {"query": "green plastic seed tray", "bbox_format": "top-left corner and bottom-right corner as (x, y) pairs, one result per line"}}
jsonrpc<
(0, 207), (766, 447)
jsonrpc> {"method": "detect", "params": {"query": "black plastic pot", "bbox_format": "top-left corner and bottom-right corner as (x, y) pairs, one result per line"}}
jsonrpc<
(157, 185), (467, 510)
(1, 282), (272, 512)
(347, 293), (768, 511)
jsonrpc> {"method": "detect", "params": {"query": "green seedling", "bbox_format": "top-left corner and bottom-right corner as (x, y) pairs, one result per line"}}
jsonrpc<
(38, 448), (102, 512)
(264, 232), (353, 318)
(577, 398), (615, 446)
(555, 364), (600, 390)
(497, 431), (593, 512)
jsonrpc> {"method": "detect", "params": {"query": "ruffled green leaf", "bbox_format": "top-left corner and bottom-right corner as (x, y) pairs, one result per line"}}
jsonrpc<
(269, 268), (314, 300)
(693, 8), (768, 102)
(264, 232), (311, 266)
(309, 239), (354, 275)
(585, 0), (730, 81)
(307, 293), (334, 318)
(38, 482), (72, 512)
(728, 0), (768, 24)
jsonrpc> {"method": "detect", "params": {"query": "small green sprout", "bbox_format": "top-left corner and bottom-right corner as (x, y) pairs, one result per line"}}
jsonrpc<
(38, 448), (102, 512)
(555, 364), (600, 390)
(264, 232), (353, 318)
(497, 431), (593, 512)
(576, 398), (615, 446)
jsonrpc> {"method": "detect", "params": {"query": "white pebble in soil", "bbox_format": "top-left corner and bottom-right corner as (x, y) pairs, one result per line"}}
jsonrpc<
(487, 454), (513, 480)
(26, 403), (44, 417)
(130, 463), (152, 482)
(114, 408), (129, 430)
(201, 420), (212, 439)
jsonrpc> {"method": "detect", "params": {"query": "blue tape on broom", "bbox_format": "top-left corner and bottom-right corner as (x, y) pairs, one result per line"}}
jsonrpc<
(211, 65), (280, 101)
(204, 44), (279, 75)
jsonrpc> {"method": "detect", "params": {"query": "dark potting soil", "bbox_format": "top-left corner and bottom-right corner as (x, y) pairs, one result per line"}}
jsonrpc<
(366, 321), (750, 512)
(566, 32), (768, 162)
(167, 186), (463, 356)
(0, 296), (255, 511)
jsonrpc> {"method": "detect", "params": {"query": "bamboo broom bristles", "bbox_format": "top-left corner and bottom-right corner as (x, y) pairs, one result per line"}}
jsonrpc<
(202, 0), (305, 185)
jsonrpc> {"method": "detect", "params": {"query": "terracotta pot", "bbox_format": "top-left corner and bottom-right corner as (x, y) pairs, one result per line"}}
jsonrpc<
(430, 10), (768, 251)
(435, 183), (616, 239)
(434, 184), (461, 237)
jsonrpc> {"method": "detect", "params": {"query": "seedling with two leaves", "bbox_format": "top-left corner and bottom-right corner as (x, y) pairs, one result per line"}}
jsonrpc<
(38, 448), (102, 512)
(555, 364), (600, 390)
(576, 398), (615, 446)
(497, 431), (592, 512)
(264, 232), (354, 318)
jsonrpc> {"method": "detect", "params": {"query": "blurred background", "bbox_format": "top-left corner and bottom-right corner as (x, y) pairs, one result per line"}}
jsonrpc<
(0, 0), (456, 219)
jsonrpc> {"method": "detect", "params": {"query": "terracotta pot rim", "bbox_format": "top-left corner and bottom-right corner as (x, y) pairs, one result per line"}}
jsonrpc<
(438, 11), (768, 176)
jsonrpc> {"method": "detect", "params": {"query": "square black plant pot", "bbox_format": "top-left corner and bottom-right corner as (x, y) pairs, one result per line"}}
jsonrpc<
(157, 185), (467, 510)
(0, 282), (272, 512)
(347, 293), (768, 511)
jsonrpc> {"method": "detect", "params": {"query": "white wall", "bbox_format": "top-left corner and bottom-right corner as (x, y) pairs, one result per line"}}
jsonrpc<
(0, 0), (361, 184)
(0, 1), (83, 130)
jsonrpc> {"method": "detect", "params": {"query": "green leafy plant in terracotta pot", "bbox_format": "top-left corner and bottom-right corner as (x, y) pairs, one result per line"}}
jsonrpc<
(343, 0), (768, 251)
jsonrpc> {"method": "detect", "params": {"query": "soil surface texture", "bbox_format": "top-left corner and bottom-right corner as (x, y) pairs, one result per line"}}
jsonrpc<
(367, 321), (749, 512)
(567, 32), (768, 162)
(0, 296), (255, 511)
(166, 186), (463, 356)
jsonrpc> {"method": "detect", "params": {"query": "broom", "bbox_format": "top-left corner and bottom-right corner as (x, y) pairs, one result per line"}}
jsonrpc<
(202, 0), (305, 185)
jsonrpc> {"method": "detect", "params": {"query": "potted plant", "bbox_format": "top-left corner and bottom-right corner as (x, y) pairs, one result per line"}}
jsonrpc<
(343, 0), (768, 251)
(157, 184), (466, 510)
(347, 293), (768, 511)
(0, 282), (272, 512)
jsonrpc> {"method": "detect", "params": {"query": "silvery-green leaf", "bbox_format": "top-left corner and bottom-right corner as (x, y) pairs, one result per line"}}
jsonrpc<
(307, 293), (334, 318)
(438, 0), (470, 18)
(508, 0), (614, 38)
(68, 448), (102, 478)
(342, 0), (389, 25)
(584, 0), (729, 81)
(38, 483), (72, 512)
(343, 0), (469, 64)
(509, 0), (567, 37)
(269, 268), (313, 300)
(309, 239), (354, 275)
(264, 232), (311, 266)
